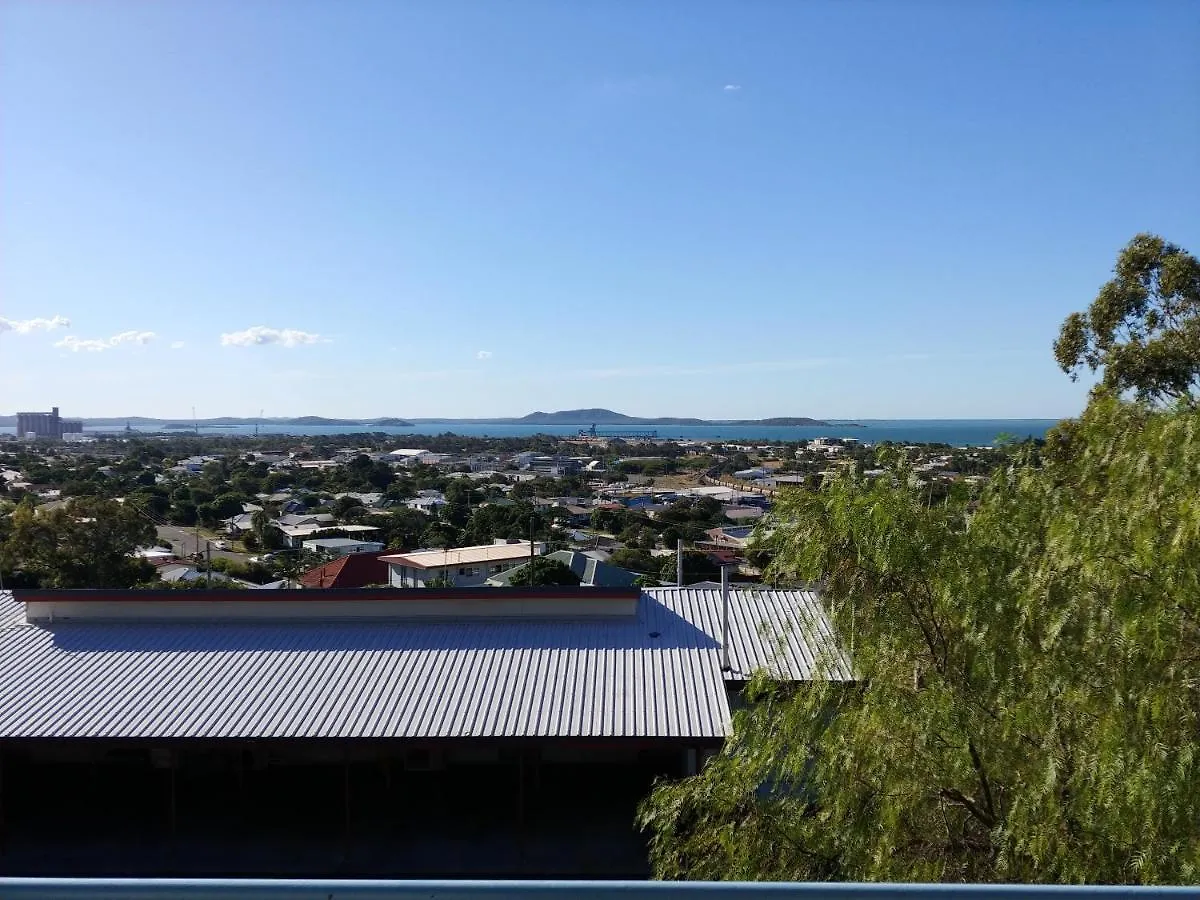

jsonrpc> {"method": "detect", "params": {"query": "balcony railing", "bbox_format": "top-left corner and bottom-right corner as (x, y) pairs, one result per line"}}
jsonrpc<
(1, 881), (1198, 900)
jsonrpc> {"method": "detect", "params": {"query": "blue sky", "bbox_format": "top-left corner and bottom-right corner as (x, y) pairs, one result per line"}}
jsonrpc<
(1, 0), (1197, 420)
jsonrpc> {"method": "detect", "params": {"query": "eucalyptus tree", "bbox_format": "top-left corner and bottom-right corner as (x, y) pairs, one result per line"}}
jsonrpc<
(1055, 233), (1200, 403)
(639, 235), (1200, 883)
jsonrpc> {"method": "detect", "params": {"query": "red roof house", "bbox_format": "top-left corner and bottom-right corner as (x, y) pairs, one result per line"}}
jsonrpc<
(300, 551), (389, 589)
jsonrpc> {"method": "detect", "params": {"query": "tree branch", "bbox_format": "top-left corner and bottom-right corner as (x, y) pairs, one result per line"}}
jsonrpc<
(939, 787), (996, 829)
(968, 739), (996, 823)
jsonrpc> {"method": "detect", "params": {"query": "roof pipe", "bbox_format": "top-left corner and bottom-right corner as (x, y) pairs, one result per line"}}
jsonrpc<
(720, 564), (732, 672)
(676, 538), (684, 587)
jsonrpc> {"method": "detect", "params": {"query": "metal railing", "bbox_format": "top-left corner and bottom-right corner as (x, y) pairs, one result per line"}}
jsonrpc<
(0, 881), (1197, 900)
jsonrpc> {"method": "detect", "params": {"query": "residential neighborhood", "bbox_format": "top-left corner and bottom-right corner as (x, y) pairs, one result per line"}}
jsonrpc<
(0, 428), (1017, 593)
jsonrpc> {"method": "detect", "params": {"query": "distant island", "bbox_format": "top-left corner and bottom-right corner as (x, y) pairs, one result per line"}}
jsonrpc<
(0, 409), (854, 429)
(405, 408), (845, 427)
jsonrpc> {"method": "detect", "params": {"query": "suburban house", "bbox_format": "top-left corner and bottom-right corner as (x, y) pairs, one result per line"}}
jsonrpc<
(0, 585), (849, 877)
(277, 523), (381, 548)
(698, 525), (756, 551)
(331, 491), (385, 508)
(487, 549), (640, 588)
(158, 564), (206, 584)
(277, 512), (337, 529)
(404, 491), (447, 514)
(382, 540), (545, 587)
(299, 551), (389, 589)
(223, 512), (256, 535)
(300, 537), (386, 558)
(168, 455), (216, 475)
(722, 504), (766, 522)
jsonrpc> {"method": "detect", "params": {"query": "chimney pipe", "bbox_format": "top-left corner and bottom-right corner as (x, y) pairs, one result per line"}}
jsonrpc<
(720, 565), (731, 671)
(676, 538), (684, 587)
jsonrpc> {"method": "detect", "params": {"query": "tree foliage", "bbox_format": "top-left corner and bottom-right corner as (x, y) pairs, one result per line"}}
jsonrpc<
(638, 396), (1200, 883)
(1054, 233), (1200, 403)
(505, 557), (582, 587)
(0, 497), (156, 588)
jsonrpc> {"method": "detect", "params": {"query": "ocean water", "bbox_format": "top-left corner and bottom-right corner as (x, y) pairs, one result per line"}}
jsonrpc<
(2, 419), (1062, 446)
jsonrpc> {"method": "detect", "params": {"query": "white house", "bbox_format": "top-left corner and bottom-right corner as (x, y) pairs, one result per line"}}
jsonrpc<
(277, 522), (381, 548)
(382, 540), (545, 588)
(301, 537), (385, 558)
(405, 491), (447, 514)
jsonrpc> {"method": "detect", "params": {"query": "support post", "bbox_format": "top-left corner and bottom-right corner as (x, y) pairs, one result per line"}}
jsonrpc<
(721, 565), (732, 671)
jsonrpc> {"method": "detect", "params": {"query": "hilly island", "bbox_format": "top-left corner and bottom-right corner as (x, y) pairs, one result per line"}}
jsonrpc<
(0, 409), (841, 428)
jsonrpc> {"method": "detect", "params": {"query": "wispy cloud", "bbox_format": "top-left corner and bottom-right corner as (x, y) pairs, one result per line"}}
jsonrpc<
(220, 326), (325, 348)
(476, 350), (493, 360)
(723, 84), (742, 92)
(110, 330), (156, 346)
(170, 341), (186, 350)
(0, 314), (70, 335)
(573, 357), (839, 380)
(55, 330), (155, 352)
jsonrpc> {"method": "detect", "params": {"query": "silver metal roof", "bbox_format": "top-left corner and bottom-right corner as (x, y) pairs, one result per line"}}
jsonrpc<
(0, 588), (847, 741)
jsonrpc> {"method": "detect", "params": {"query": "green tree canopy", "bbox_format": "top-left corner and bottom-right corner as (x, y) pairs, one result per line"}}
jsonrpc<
(657, 550), (720, 584)
(638, 396), (1200, 883)
(505, 557), (582, 587)
(1054, 233), (1200, 403)
(0, 497), (156, 589)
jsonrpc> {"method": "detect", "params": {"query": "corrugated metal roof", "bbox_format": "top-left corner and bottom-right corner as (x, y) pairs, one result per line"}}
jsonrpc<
(645, 587), (852, 683)
(0, 588), (847, 741)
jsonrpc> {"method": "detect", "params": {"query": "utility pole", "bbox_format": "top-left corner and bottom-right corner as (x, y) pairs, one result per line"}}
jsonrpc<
(529, 515), (536, 581)
(205, 541), (212, 589)
(676, 538), (684, 587)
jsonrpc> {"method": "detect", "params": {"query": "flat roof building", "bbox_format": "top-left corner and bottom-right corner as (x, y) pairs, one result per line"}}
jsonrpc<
(300, 537), (385, 557)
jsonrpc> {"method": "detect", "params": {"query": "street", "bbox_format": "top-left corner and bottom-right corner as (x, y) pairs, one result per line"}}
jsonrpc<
(155, 525), (252, 564)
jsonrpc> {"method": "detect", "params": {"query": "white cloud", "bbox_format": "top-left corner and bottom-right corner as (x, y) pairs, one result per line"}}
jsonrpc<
(0, 314), (70, 335)
(220, 326), (325, 348)
(109, 330), (156, 346)
(723, 84), (741, 92)
(170, 341), (186, 349)
(55, 337), (108, 353)
(55, 330), (156, 352)
(476, 350), (493, 360)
